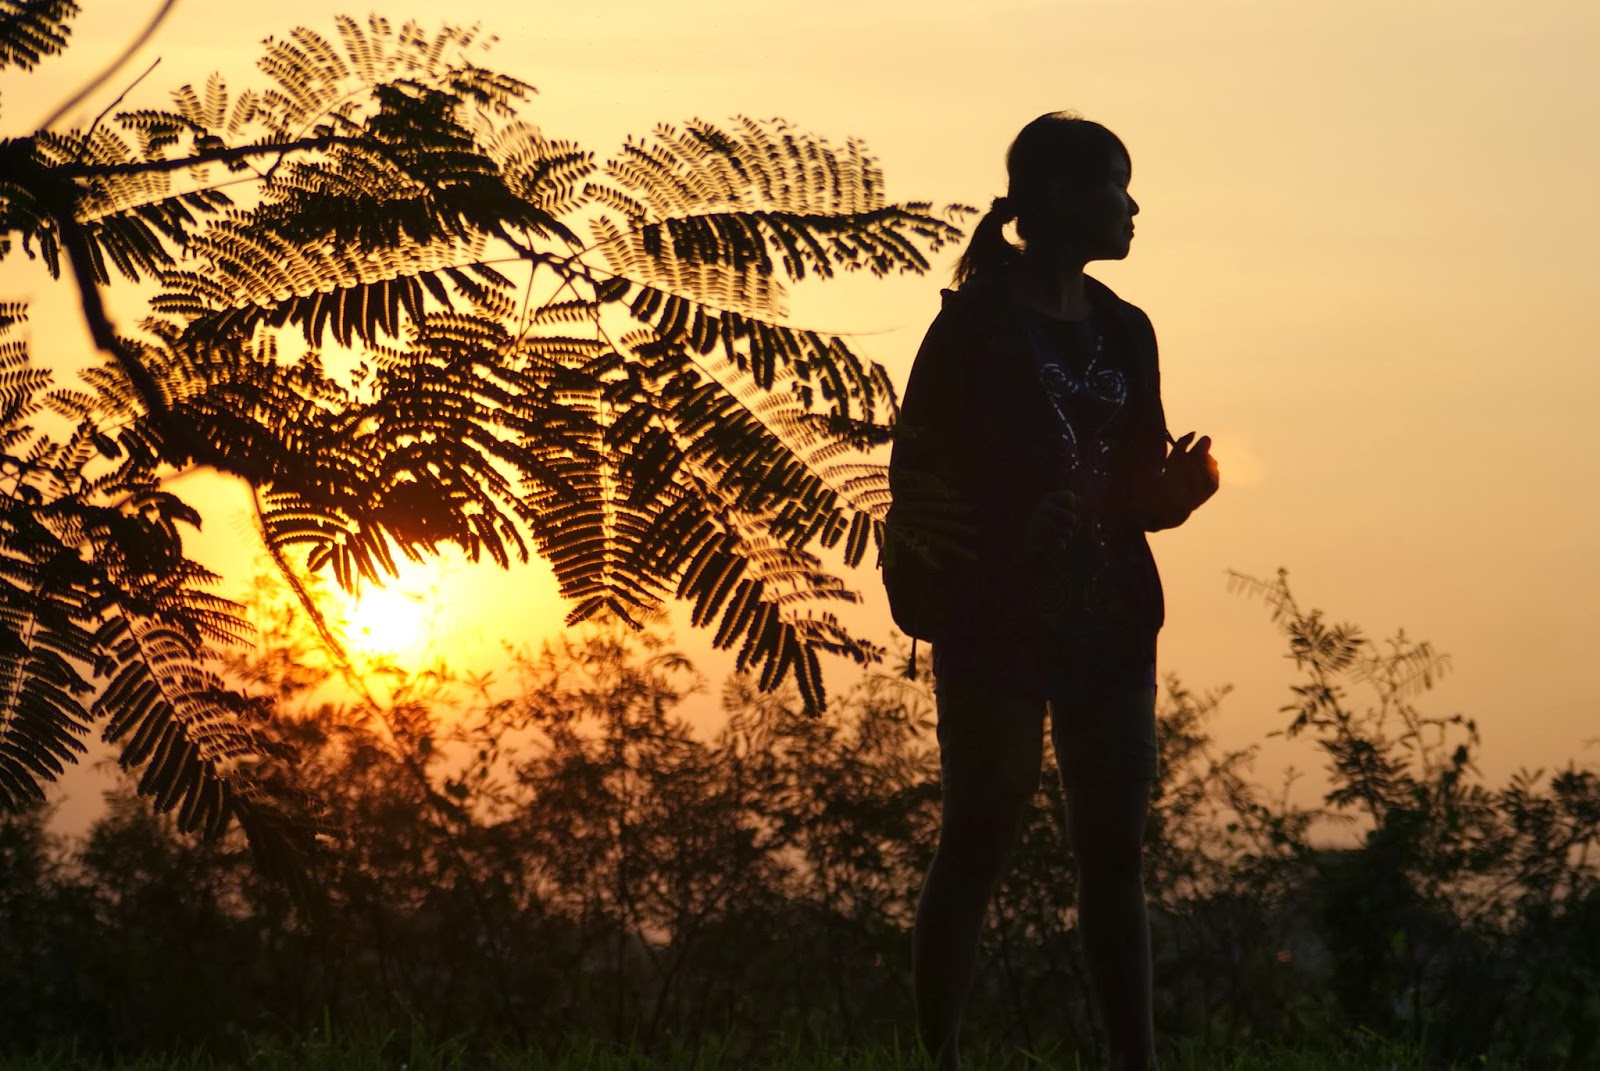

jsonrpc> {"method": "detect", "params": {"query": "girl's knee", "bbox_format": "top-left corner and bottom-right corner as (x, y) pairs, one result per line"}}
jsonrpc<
(1071, 836), (1145, 882)
(934, 789), (1035, 869)
(1064, 777), (1150, 877)
(949, 788), (1034, 837)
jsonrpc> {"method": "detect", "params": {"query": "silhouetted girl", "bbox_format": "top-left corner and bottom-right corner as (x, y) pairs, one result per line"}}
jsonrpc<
(887, 113), (1219, 1071)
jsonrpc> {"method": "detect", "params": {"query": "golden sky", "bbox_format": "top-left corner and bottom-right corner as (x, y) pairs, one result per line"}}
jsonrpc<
(4, 0), (1598, 814)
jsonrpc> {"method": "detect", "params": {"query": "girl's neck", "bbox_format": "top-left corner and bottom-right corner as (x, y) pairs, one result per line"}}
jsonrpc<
(1011, 251), (1091, 321)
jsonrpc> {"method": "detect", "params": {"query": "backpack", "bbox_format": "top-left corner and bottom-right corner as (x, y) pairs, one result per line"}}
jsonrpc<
(880, 489), (964, 644)
(880, 492), (967, 678)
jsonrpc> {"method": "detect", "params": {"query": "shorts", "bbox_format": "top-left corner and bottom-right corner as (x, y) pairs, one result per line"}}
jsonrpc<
(933, 674), (1160, 795)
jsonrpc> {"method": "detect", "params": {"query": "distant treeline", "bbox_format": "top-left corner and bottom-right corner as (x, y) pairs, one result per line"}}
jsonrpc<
(1, 573), (1597, 1068)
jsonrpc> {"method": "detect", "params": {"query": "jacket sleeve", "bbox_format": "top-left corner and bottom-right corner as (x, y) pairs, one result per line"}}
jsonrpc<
(1110, 303), (1195, 533)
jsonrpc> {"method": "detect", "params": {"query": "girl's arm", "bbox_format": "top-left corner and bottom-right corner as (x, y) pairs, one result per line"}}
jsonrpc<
(1110, 304), (1219, 531)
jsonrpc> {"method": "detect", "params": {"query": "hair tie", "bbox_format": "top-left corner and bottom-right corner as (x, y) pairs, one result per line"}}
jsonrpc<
(990, 195), (1015, 220)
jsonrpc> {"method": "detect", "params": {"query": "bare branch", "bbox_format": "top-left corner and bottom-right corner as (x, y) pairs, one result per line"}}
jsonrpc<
(35, 0), (178, 132)
(53, 133), (365, 179)
(73, 57), (162, 163)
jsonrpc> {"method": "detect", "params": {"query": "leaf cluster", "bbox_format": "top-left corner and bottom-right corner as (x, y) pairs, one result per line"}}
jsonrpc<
(1228, 569), (1600, 1062)
(0, 305), (314, 884)
(0, 12), (971, 860)
(0, 1), (76, 76)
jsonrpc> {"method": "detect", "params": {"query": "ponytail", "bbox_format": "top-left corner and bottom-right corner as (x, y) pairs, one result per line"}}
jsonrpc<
(952, 195), (1020, 288)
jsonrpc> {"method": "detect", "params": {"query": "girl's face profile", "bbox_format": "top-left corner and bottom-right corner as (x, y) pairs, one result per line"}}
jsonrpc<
(1040, 153), (1139, 263)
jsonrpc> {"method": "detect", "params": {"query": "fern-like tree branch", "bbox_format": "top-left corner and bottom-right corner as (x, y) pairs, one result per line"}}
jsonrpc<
(0, 11), (970, 878)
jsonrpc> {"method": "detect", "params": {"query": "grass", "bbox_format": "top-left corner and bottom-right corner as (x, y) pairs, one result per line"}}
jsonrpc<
(0, 1029), (1529, 1070)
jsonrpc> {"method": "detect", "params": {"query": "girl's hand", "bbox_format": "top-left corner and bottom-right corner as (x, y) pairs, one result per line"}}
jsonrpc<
(1166, 432), (1220, 512)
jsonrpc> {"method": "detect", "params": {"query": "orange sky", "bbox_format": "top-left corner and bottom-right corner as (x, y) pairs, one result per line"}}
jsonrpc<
(4, 0), (1597, 824)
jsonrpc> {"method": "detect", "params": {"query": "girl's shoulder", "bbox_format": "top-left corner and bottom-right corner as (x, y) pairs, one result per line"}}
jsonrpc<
(934, 276), (1155, 360)
(1085, 275), (1144, 319)
(936, 278), (1024, 341)
(939, 280), (1002, 318)
(946, 274), (1148, 321)
(1085, 276), (1156, 353)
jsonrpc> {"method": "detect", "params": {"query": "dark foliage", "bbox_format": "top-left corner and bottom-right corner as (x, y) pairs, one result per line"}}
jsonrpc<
(0, 10), (971, 863)
(0, 305), (314, 889)
(0, 1), (76, 75)
(2, 571), (1595, 1067)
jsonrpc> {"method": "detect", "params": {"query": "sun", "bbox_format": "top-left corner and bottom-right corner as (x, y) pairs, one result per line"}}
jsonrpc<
(343, 583), (427, 659)
(321, 551), (566, 672)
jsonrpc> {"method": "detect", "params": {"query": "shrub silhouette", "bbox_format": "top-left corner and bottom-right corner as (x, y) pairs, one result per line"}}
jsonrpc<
(5, 569), (1595, 1066)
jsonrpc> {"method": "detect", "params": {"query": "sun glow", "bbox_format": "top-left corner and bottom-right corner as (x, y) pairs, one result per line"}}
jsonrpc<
(319, 550), (569, 676)
(343, 582), (430, 661)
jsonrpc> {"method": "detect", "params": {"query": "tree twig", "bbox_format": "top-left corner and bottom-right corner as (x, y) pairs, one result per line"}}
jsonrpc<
(53, 133), (366, 179)
(72, 58), (162, 165)
(36, 0), (178, 132)
(0, 140), (217, 471)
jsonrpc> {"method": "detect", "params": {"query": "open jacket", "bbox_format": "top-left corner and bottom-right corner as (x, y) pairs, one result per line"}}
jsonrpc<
(885, 274), (1192, 684)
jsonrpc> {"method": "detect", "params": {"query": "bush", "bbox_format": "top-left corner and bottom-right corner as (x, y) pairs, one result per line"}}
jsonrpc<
(3, 572), (1596, 1068)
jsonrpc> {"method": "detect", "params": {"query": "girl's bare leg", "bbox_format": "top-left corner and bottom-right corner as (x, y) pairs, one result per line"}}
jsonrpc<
(913, 783), (1035, 1070)
(1064, 773), (1157, 1071)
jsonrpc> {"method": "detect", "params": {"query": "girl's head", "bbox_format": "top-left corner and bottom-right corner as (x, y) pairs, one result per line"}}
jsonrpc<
(953, 112), (1138, 286)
